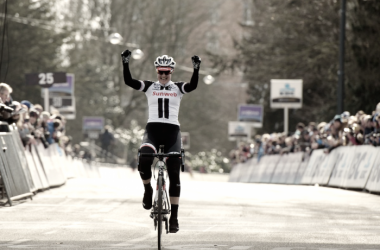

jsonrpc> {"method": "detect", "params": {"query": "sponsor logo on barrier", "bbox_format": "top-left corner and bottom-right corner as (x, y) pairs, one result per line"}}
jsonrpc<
(348, 151), (368, 180)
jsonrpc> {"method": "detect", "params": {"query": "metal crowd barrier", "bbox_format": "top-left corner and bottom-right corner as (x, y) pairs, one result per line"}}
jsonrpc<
(0, 124), (102, 206)
(229, 145), (380, 193)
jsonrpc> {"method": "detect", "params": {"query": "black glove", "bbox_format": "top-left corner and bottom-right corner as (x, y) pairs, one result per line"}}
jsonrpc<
(121, 50), (132, 64)
(191, 55), (201, 70)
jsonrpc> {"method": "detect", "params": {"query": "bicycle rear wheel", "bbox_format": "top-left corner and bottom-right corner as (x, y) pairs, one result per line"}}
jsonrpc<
(157, 176), (163, 249)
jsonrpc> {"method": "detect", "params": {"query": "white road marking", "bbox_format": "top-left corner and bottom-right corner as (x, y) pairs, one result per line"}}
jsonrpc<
(129, 231), (157, 242)
(202, 225), (217, 232)
(166, 244), (228, 249)
(230, 247), (251, 250)
(7, 245), (37, 249)
(0, 239), (30, 247)
(19, 204), (116, 207)
(43, 230), (58, 235)
(103, 219), (150, 228)
(63, 222), (84, 228)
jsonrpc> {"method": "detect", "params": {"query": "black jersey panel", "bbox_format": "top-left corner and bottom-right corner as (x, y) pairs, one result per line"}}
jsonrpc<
(142, 81), (154, 92)
(174, 82), (186, 94)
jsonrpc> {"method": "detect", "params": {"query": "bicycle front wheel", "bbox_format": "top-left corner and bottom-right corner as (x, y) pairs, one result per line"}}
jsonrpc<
(157, 175), (163, 249)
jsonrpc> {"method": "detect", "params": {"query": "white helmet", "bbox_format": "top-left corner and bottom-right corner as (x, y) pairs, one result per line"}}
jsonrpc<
(154, 55), (176, 72)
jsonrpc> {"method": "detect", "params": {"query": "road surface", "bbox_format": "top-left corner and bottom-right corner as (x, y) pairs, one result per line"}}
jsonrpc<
(0, 167), (379, 249)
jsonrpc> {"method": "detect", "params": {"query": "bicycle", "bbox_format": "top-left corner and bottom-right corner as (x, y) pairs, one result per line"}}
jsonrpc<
(138, 145), (185, 250)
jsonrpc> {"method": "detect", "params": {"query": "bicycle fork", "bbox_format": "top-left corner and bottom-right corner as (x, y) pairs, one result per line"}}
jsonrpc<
(150, 172), (170, 233)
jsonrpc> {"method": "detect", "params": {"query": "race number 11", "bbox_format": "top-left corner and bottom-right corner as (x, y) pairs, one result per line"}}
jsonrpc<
(158, 98), (169, 119)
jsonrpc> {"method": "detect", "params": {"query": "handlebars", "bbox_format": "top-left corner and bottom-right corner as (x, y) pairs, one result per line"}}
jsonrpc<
(140, 153), (181, 158)
(138, 145), (185, 172)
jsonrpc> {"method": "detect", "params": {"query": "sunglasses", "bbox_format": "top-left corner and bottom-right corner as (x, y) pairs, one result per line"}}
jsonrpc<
(157, 71), (171, 75)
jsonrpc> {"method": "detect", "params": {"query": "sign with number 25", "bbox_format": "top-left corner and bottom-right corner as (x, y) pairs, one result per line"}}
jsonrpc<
(25, 72), (67, 88)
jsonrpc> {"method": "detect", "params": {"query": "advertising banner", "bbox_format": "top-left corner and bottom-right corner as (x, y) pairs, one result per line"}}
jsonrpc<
(365, 149), (380, 192)
(259, 155), (281, 183)
(345, 146), (377, 189)
(270, 79), (303, 109)
(278, 154), (292, 184)
(228, 163), (243, 182)
(301, 149), (325, 184)
(271, 154), (289, 183)
(239, 159), (257, 183)
(294, 153), (310, 184)
(228, 121), (251, 141)
(285, 152), (304, 184)
(83, 117), (104, 139)
(248, 155), (269, 183)
(328, 147), (356, 187)
(312, 149), (338, 185)
(238, 104), (263, 128)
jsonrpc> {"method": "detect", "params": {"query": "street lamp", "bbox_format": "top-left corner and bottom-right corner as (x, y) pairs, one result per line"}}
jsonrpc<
(132, 49), (144, 60)
(109, 33), (123, 45)
(203, 75), (215, 85)
(109, 33), (143, 60)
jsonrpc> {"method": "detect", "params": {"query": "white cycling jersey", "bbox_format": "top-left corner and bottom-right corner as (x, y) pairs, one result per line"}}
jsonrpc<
(138, 80), (188, 126)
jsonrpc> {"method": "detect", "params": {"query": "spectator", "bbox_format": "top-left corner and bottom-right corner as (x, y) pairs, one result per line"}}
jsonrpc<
(21, 100), (33, 110)
(0, 83), (12, 105)
(295, 122), (305, 136)
(230, 102), (380, 168)
(33, 104), (43, 114)
(299, 130), (311, 152)
(100, 126), (115, 160)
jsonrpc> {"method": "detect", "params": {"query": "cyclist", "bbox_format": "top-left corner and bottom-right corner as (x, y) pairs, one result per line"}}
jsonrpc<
(121, 50), (201, 233)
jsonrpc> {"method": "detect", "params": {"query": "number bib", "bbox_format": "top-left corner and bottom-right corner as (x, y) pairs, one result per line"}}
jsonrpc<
(139, 80), (187, 126)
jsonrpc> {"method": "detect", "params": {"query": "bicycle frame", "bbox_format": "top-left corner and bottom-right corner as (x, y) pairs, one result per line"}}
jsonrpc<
(151, 159), (171, 234)
(138, 145), (185, 248)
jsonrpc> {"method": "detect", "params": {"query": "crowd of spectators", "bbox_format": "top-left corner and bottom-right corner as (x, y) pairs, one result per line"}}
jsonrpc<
(230, 102), (380, 164)
(0, 82), (81, 157)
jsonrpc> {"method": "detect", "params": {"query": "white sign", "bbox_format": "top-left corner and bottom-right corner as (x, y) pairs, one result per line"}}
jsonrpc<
(228, 121), (251, 141)
(47, 73), (76, 119)
(270, 79), (303, 109)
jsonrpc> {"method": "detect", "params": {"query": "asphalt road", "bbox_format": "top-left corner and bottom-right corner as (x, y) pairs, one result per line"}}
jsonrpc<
(0, 167), (379, 250)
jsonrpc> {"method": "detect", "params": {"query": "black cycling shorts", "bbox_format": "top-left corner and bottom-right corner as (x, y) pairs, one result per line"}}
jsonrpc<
(140, 122), (182, 153)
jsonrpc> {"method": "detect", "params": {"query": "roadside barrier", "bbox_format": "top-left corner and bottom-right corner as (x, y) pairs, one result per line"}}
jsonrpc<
(0, 124), (102, 206)
(229, 145), (380, 193)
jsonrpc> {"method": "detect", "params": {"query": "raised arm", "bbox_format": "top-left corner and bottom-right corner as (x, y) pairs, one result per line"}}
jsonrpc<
(121, 50), (143, 90)
(184, 55), (201, 93)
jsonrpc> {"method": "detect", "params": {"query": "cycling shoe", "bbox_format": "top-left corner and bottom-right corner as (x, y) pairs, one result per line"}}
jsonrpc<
(142, 186), (153, 210)
(169, 218), (179, 233)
